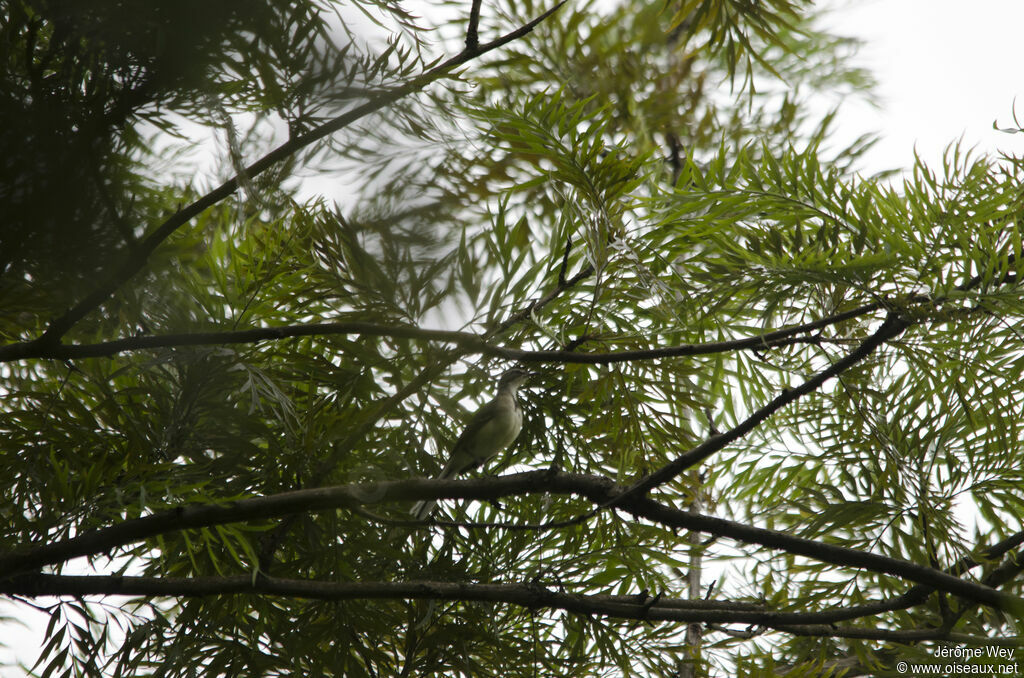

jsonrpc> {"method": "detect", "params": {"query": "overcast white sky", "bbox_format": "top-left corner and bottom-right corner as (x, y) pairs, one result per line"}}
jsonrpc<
(823, 0), (1024, 174)
(3, 2), (1024, 674)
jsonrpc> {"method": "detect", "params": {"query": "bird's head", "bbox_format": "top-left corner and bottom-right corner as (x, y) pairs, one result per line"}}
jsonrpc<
(498, 367), (535, 391)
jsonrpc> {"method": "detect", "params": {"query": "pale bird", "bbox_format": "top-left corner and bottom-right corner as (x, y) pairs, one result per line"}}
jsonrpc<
(411, 367), (534, 520)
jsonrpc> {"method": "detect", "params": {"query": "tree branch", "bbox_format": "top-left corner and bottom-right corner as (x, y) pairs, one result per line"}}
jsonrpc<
(6, 572), (1021, 639)
(465, 0), (484, 50)
(892, 528), (1024, 612)
(2, 471), (1020, 612)
(0, 573), (766, 624)
(0, 302), (874, 363)
(257, 222), (595, 569)
(27, 2), (567, 348)
(606, 311), (910, 507)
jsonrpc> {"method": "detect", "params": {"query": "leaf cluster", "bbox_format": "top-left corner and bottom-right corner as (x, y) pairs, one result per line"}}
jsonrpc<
(4, 0), (1024, 677)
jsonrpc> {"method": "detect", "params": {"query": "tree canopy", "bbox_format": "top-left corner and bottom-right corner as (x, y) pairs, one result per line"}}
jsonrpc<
(2, 0), (1024, 676)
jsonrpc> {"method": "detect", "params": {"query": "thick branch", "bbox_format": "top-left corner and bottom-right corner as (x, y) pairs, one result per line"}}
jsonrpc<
(465, 0), (484, 49)
(0, 573), (766, 624)
(1, 471), (1019, 612)
(5, 573), (1017, 637)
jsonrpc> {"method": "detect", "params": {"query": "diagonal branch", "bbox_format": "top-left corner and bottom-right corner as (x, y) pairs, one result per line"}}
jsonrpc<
(29, 2), (567, 348)
(605, 311), (910, 508)
(894, 528), (1024, 610)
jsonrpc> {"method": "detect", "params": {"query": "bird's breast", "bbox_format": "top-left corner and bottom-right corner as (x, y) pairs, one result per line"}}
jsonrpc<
(476, 394), (523, 453)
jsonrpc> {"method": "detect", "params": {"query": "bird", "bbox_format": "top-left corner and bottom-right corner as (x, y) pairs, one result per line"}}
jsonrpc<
(410, 367), (534, 520)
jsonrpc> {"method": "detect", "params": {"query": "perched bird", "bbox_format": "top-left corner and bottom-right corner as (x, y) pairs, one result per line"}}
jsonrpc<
(411, 367), (533, 520)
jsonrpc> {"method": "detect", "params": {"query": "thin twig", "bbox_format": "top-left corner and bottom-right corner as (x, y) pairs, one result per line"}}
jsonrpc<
(0, 302), (876, 364)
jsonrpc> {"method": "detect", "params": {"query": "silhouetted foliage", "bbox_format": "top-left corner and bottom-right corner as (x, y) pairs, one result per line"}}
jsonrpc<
(2, 1), (1023, 676)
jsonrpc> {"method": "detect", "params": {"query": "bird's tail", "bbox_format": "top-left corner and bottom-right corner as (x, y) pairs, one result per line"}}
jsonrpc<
(409, 498), (436, 521)
(410, 463), (459, 520)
